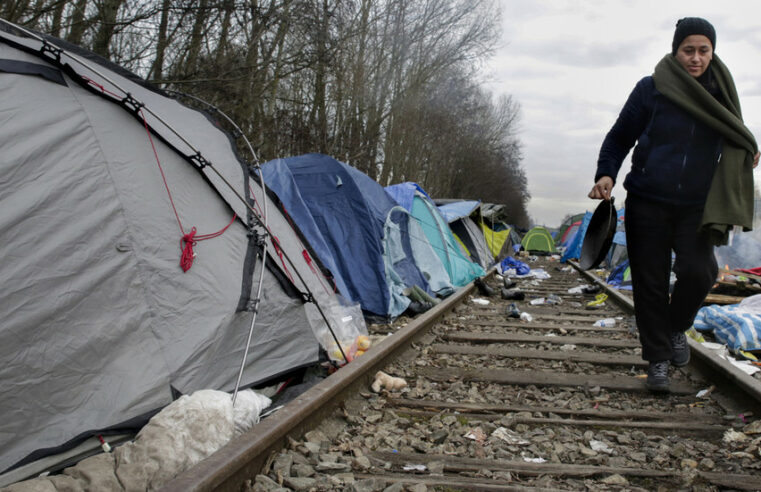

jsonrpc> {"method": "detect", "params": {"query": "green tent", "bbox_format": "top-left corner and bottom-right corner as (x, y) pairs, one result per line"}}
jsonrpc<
(521, 226), (557, 253)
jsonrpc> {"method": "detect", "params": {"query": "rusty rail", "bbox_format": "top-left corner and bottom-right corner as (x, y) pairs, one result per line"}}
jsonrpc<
(161, 277), (483, 491)
(569, 259), (761, 408)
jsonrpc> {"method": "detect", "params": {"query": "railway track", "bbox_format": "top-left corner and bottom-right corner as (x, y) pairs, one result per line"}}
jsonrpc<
(163, 258), (761, 491)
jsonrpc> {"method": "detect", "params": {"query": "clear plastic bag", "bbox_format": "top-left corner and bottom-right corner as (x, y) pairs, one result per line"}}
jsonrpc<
(315, 294), (369, 363)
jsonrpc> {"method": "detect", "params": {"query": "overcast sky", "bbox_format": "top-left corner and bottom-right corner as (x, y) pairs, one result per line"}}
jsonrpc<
(484, 0), (761, 228)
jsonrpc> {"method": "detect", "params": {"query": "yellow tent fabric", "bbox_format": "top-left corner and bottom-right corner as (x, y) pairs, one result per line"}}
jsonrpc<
(481, 223), (511, 258)
(453, 233), (471, 257)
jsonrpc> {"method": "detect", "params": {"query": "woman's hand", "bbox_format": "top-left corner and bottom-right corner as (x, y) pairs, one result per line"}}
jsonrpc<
(588, 176), (614, 201)
(754, 151), (760, 169)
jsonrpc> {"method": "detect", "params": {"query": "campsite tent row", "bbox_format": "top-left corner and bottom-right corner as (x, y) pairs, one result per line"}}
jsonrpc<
(261, 156), (535, 320)
(0, 22), (524, 477)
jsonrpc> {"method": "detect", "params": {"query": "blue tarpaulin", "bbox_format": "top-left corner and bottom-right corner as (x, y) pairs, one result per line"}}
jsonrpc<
(606, 259), (632, 290)
(385, 182), (431, 213)
(437, 201), (481, 223)
(500, 256), (530, 276)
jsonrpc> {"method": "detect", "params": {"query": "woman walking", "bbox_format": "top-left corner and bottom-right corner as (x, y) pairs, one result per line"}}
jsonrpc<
(589, 17), (759, 392)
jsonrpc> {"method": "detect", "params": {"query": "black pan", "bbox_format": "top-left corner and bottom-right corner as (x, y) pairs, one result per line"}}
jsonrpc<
(579, 197), (616, 270)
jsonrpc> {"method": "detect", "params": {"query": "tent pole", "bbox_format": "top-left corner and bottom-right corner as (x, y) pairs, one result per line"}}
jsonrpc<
(232, 160), (268, 406)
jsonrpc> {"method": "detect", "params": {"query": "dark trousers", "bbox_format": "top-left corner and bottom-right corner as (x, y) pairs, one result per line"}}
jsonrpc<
(625, 194), (718, 362)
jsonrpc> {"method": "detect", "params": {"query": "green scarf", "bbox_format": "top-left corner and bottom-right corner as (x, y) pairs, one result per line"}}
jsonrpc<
(652, 54), (757, 245)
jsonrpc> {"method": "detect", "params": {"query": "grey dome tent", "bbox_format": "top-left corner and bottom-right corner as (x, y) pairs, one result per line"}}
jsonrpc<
(0, 21), (364, 476)
(436, 200), (495, 270)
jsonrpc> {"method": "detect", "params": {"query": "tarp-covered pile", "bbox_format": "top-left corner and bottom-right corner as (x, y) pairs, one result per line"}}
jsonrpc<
(694, 295), (761, 352)
(3, 390), (270, 492)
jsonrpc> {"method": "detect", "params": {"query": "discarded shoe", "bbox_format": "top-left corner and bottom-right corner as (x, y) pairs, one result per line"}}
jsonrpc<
(506, 303), (521, 318)
(474, 277), (496, 297)
(407, 301), (433, 315)
(646, 360), (670, 393)
(501, 288), (525, 300)
(503, 277), (517, 289)
(670, 331), (690, 367)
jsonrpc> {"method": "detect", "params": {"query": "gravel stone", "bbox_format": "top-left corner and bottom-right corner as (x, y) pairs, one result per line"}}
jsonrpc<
(282, 476), (316, 491)
(301, 441), (320, 454)
(382, 483), (404, 492)
(291, 463), (315, 477)
(349, 477), (387, 492)
(430, 429), (449, 444)
(315, 461), (352, 473)
(629, 451), (647, 462)
(318, 451), (340, 463)
(252, 474), (280, 492)
(353, 455), (372, 470)
(601, 474), (628, 485)
(427, 460), (445, 475)
(272, 452), (292, 478)
(304, 430), (329, 443)
(616, 434), (632, 445)
(335, 472), (356, 484)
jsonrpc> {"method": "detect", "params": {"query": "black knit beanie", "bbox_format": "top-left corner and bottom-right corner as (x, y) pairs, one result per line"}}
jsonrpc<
(672, 17), (716, 55)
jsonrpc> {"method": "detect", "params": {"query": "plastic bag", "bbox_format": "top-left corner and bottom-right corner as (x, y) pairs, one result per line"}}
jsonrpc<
(500, 256), (530, 276)
(315, 294), (369, 363)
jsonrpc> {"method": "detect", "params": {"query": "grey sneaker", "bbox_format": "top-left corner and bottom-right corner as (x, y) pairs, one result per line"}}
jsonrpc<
(646, 360), (670, 393)
(670, 331), (690, 367)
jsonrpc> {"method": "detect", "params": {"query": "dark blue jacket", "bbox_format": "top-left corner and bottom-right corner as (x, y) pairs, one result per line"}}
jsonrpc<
(596, 76), (723, 205)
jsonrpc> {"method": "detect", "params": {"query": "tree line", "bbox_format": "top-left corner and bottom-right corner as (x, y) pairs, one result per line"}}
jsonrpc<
(3, 0), (530, 227)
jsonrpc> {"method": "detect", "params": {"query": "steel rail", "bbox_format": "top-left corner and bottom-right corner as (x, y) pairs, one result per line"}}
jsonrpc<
(569, 259), (761, 407)
(161, 262), (761, 492)
(159, 277), (482, 492)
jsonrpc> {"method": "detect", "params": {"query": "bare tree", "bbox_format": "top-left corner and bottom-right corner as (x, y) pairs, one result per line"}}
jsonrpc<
(7, 0), (530, 223)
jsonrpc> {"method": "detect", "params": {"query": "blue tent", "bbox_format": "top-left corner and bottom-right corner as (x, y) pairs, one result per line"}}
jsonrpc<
(605, 207), (627, 268)
(561, 206), (625, 264)
(262, 154), (450, 318)
(386, 183), (484, 286)
(561, 211), (593, 262)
